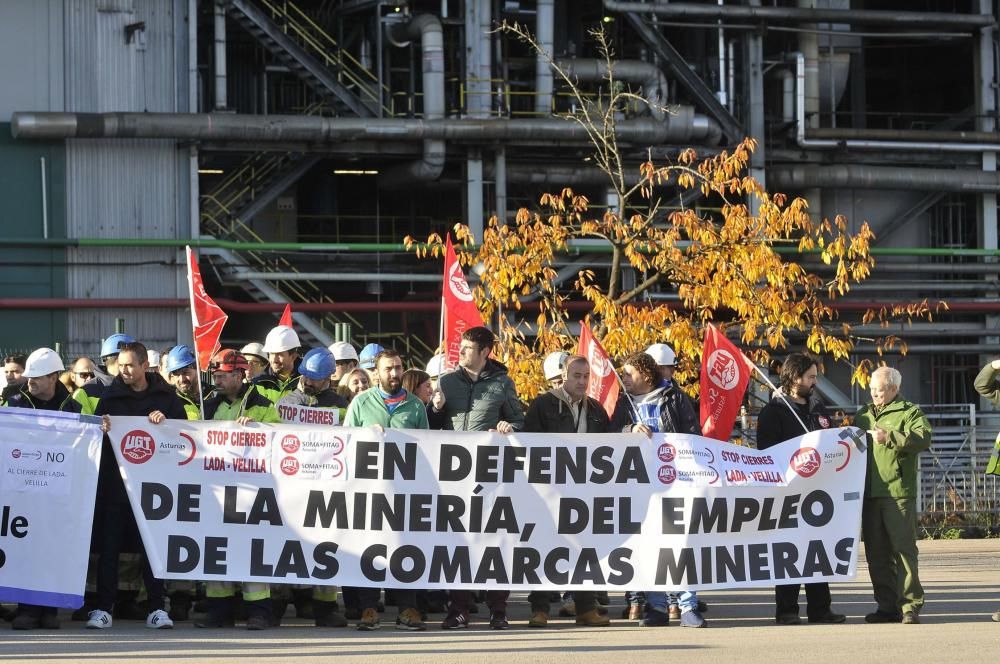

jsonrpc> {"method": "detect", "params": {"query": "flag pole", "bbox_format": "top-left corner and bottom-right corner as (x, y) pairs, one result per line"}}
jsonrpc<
(185, 246), (206, 420)
(750, 364), (809, 434)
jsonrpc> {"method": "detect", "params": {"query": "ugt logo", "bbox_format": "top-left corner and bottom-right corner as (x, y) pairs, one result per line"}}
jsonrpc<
(121, 429), (155, 464)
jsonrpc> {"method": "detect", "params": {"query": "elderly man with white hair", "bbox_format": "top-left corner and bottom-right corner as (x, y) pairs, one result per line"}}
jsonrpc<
(853, 366), (932, 625)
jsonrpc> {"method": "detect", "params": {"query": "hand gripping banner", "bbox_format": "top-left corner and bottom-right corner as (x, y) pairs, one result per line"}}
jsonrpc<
(107, 418), (867, 591)
(0, 408), (102, 608)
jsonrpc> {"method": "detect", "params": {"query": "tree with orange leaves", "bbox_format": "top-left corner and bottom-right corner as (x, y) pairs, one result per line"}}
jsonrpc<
(406, 24), (937, 402)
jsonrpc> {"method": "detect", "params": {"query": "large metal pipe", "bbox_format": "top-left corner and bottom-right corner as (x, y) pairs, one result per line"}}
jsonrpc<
(534, 0), (555, 116)
(555, 58), (670, 120)
(789, 52), (1000, 152)
(769, 164), (1000, 193)
(11, 111), (721, 145)
(602, 1), (996, 29)
(213, 2), (227, 110)
(386, 14), (446, 182)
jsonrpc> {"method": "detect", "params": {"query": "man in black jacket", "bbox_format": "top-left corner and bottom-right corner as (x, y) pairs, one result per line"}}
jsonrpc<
(523, 355), (611, 629)
(88, 342), (188, 631)
(756, 352), (845, 625)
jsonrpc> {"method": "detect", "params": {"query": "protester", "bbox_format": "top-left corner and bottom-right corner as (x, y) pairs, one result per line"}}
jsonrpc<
(329, 341), (360, 381)
(197, 349), (281, 630)
(70, 357), (98, 389)
(343, 349), (428, 632)
(430, 326), (524, 630)
(240, 342), (269, 381)
(401, 368), (433, 405)
(974, 357), (1000, 622)
(854, 366), (932, 625)
(542, 351), (568, 389)
(72, 332), (134, 414)
(338, 368), (370, 403)
(6, 348), (81, 629)
(253, 325), (302, 403)
(756, 352), (846, 625)
(358, 343), (384, 383)
(425, 354), (445, 389)
(1, 354), (27, 405)
(622, 351), (705, 628)
(164, 345), (202, 420)
(523, 354), (611, 628)
(90, 342), (186, 631)
(645, 343), (699, 435)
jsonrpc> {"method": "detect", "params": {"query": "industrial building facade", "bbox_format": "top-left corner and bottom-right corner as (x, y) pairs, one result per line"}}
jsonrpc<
(0, 0), (997, 417)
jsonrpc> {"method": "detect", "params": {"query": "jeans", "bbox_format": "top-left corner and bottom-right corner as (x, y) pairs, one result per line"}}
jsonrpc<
(646, 590), (698, 613)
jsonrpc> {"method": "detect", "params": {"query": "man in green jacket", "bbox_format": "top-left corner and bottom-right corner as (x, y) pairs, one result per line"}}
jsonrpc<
(342, 348), (428, 631)
(973, 358), (1000, 622)
(853, 366), (932, 625)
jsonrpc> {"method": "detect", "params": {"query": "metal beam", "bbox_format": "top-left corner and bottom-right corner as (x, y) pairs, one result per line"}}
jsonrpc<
(620, 12), (744, 143)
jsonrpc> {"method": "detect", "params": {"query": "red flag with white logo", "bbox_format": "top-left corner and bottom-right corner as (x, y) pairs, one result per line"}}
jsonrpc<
(576, 321), (620, 418)
(699, 324), (752, 441)
(279, 303), (293, 327)
(185, 246), (228, 371)
(441, 235), (486, 369)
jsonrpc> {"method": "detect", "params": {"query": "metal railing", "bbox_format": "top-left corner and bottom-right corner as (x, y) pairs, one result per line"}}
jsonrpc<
(256, 0), (391, 116)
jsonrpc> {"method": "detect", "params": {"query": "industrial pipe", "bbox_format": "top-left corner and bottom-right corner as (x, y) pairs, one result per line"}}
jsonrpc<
(10, 112), (720, 146)
(386, 14), (446, 182)
(789, 52), (1000, 152)
(769, 163), (1000, 193)
(213, 2), (227, 110)
(534, 0), (555, 116)
(554, 58), (671, 121)
(2, 298), (997, 314)
(602, 1), (996, 30)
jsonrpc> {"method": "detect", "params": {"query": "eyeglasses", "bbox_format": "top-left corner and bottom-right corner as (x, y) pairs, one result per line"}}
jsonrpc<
(75, 372), (94, 379)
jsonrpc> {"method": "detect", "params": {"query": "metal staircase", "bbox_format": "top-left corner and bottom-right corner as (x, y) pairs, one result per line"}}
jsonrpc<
(224, 0), (388, 117)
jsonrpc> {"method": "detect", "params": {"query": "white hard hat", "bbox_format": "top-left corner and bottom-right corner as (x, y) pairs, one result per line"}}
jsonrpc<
(147, 349), (161, 367)
(543, 351), (569, 380)
(328, 341), (359, 362)
(425, 354), (445, 378)
(22, 348), (65, 378)
(262, 325), (300, 353)
(646, 343), (676, 367)
(241, 342), (267, 361)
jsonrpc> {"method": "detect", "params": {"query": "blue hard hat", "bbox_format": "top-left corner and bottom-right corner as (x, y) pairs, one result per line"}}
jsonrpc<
(164, 345), (197, 374)
(100, 333), (136, 359)
(358, 343), (384, 370)
(300, 347), (335, 380)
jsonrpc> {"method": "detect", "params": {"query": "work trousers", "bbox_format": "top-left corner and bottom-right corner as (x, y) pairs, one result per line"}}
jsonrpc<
(862, 497), (925, 615)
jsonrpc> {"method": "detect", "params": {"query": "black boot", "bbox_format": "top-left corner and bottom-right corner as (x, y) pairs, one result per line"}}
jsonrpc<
(292, 588), (314, 620)
(169, 592), (193, 622)
(245, 599), (272, 631)
(194, 597), (235, 628)
(313, 600), (348, 627)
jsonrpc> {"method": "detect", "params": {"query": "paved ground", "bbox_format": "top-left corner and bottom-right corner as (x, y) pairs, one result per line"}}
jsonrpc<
(2, 540), (999, 663)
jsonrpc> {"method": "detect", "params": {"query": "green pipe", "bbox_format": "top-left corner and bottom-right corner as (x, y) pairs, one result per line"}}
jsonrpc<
(2, 237), (999, 258)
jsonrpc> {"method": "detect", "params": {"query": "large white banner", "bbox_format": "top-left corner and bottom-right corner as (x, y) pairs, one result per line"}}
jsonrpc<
(0, 407), (102, 607)
(107, 418), (867, 591)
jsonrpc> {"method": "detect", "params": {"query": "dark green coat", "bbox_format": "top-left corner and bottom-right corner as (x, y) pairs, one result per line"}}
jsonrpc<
(853, 396), (932, 498)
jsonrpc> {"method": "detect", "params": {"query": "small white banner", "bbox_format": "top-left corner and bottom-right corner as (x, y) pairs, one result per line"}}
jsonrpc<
(107, 418), (867, 591)
(0, 407), (102, 607)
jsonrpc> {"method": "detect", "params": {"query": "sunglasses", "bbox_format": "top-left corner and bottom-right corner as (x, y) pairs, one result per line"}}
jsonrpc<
(75, 372), (94, 379)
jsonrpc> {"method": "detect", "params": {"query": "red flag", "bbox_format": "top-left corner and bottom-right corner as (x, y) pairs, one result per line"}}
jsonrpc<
(279, 303), (293, 327)
(576, 321), (620, 418)
(700, 324), (752, 441)
(441, 236), (486, 369)
(185, 246), (228, 371)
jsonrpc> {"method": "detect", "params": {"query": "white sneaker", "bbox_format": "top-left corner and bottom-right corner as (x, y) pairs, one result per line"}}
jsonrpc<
(146, 609), (174, 629)
(86, 609), (112, 629)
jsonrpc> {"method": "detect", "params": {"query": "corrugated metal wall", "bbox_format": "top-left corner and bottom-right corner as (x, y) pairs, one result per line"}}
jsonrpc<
(63, 0), (191, 359)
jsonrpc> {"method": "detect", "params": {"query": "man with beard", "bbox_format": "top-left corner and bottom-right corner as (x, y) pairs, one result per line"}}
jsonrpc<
(343, 349), (428, 632)
(430, 326), (524, 630)
(89, 342), (187, 631)
(164, 345), (203, 420)
(756, 352), (846, 625)
(1, 354), (27, 405)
